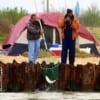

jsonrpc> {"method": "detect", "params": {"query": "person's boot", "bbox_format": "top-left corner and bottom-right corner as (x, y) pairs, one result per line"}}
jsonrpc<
(29, 61), (34, 71)
(29, 61), (34, 67)
(69, 62), (74, 68)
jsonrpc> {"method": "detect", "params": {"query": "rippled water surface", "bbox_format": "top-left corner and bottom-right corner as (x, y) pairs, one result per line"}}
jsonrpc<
(0, 92), (100, 100)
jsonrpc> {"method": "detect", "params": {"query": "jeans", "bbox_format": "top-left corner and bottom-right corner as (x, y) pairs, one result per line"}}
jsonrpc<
(61, 39), (76, 64)
(28, 39), (40, 63)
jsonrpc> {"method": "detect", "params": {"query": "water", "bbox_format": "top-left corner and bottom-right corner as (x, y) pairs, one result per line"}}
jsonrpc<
(0, 92), (100, 100)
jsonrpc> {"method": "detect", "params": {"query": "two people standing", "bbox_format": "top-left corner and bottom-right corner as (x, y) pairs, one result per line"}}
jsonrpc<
(27, 8), (79, 66)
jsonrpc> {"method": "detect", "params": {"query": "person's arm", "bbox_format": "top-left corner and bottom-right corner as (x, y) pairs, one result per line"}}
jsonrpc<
(71, 17), (80, 30)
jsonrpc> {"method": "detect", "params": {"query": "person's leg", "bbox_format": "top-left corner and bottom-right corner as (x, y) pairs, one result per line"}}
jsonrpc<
(61, 40), (68, 64)
(28, 40), (35, 62)
(34, 39), (40, 62)
(69, 40), (76, 65)
(28, 40), (35, 70)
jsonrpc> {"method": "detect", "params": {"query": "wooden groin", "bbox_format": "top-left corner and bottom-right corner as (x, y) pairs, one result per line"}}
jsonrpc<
(0, 60), (100, 92)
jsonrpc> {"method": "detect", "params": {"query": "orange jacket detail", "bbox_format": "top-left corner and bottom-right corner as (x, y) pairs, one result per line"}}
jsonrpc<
(58, 16), (80, 40)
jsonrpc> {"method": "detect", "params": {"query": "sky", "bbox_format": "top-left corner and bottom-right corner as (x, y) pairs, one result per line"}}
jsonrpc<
(0, 0), (100, 13)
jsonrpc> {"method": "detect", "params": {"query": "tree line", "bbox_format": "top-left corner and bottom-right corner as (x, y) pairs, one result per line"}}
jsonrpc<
(0, 7), (28, 34)
(0, 6), (100, 34)
(79, 6), (100, 27)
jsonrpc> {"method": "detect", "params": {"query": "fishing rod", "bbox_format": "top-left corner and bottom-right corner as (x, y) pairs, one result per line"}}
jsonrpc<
(34, 0), (48, 50)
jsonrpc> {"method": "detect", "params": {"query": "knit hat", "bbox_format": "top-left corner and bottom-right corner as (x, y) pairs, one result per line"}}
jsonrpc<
(67, 9), (72, 14)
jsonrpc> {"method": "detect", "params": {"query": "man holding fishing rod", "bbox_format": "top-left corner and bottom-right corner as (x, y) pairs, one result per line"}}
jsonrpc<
(27, 14), (43, 67)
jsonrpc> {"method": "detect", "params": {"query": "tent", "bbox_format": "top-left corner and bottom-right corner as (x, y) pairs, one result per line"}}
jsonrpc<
(2, 12), (62, 55)
(78, 25), (100, 56)
(2, 12), (100, 56)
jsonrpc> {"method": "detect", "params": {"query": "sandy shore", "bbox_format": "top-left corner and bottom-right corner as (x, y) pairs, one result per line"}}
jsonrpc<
(0, 54), (100, 65)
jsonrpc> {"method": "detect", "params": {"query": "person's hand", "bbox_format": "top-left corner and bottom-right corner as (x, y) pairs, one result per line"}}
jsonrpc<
(65, 17), (71, 25)
(40, 29), (44, 34)
(65, 17), (70, 22)
(66, 17), (70, 21)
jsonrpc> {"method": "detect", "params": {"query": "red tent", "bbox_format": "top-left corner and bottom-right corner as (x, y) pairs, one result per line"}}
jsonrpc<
(2, 12), (100, 56)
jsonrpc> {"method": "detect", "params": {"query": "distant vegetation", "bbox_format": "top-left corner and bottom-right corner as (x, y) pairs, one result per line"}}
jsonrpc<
(87, 27), (100, 40)
(0, 34), (7, 43)
(79, 5), (100, 27)
(0, 7), (28, 34)
(0, 7), (28, 24)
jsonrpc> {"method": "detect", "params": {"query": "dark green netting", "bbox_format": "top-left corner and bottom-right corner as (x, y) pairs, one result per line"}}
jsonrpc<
(43, 63), (59, 81)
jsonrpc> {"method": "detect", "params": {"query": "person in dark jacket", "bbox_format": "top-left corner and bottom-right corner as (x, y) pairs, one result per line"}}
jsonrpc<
(58, 9), (79, 65)
(27, 14), (43, 66)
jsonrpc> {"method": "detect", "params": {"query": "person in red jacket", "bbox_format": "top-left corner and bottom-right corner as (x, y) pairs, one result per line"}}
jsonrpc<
(58, 9), (80, 65)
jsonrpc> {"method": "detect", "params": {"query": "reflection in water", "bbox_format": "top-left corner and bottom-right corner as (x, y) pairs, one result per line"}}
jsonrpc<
(0, 92), (100, 100)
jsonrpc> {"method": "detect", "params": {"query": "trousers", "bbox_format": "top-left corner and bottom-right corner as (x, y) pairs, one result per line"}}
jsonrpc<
(28, 39), (40, 62)
(61, 39), (76, 64)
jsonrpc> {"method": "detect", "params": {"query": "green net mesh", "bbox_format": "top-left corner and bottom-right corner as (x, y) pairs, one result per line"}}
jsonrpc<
(43, 63), (59, 81)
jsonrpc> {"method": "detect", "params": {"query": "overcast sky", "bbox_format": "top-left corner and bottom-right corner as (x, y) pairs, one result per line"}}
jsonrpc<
(0, 0), (99, 13)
